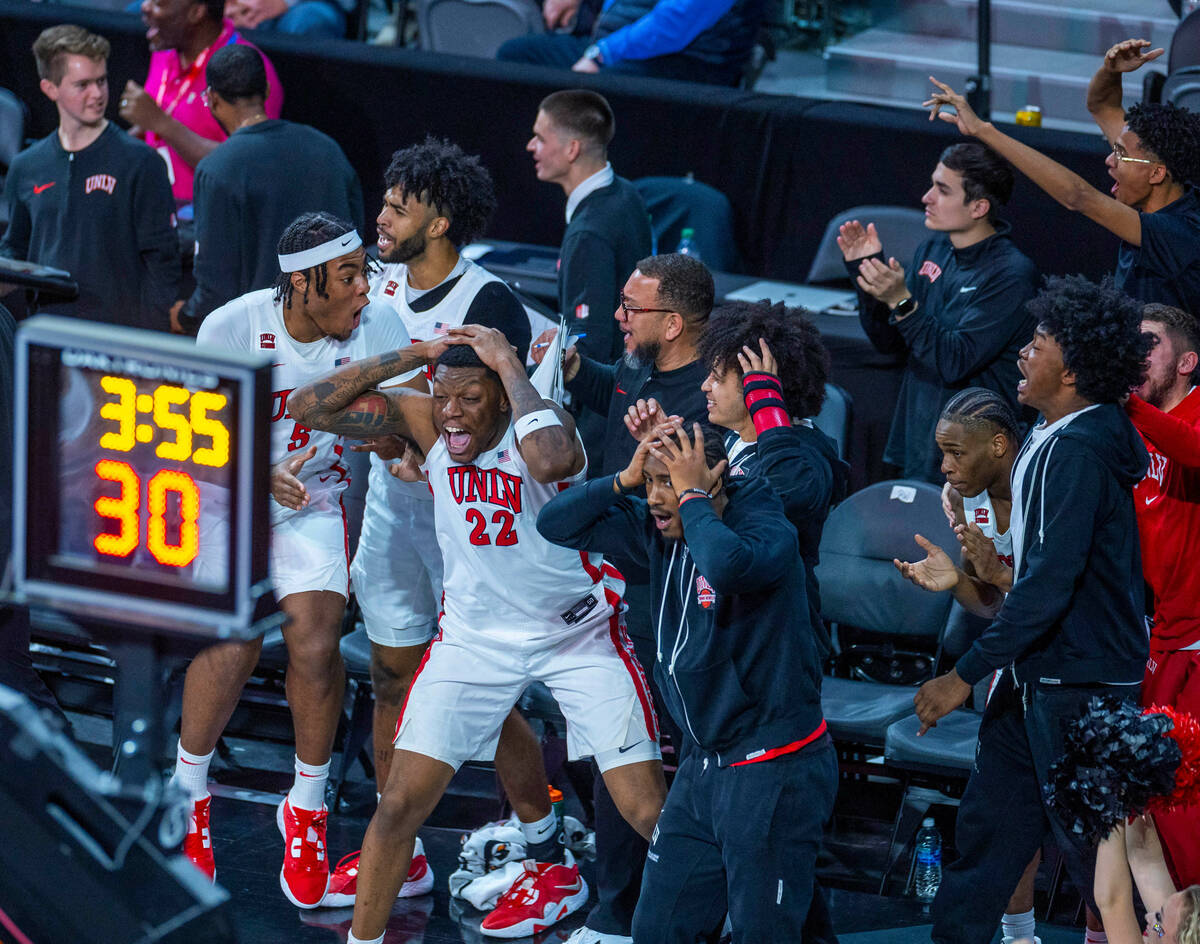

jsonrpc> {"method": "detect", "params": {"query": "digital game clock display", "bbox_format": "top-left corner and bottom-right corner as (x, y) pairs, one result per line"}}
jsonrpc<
(13, 316), (272, 638)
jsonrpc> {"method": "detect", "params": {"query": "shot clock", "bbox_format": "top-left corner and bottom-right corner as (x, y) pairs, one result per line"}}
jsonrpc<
(12, 316), (272, 639)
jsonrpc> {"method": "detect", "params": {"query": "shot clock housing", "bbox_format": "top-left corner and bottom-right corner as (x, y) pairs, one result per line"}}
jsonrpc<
(12, 316), (273, 639)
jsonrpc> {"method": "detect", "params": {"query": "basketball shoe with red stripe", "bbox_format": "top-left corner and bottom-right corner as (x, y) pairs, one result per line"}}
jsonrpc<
(479, 858), (589, 938)
(276, 797), (330, 908)
(183, 794), (216, 881)
(320, 836), (435, 907)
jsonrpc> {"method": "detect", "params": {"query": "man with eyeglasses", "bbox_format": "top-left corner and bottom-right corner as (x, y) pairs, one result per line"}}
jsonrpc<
(531, 251), (712, 944)
(176, 44), (360, 332)
(923, 41), (1200, 315)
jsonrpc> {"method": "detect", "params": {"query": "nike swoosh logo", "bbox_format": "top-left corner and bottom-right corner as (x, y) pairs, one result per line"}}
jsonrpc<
(959, 286), (977, 293)
(271, 363), (285, 368)
(340, 235), (354, 247)
(33, 182), (55, 194)
(1145, 494), (1158, 505)
(618, 741), (644, 753)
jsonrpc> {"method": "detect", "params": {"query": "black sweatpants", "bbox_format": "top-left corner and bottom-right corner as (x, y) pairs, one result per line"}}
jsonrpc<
(632, 738), (839, 944)
(931, 675), (1135, 943)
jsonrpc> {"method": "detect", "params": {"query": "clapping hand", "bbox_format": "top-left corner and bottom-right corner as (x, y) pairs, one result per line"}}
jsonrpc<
(856, 256), (910, 308)
(956, 523), (1012, 591)
(894, 534), (959, 593)
(837, 220), (883, 262)
(624, 397), (682, 443)
(271, 445), (315, 510)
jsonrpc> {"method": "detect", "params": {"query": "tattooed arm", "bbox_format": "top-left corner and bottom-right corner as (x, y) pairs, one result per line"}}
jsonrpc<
(445, 325), (584, 484)
(289, 340), (444, 455)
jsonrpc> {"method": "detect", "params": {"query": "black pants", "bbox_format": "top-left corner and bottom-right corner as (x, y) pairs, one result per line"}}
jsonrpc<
(632, 740), (839, 943)
(931, 676), (1132, 943)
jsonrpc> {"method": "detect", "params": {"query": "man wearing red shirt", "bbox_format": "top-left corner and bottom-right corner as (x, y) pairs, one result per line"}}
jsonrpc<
(119, 0), (284, 204)
(1126, 302), (1200, 887)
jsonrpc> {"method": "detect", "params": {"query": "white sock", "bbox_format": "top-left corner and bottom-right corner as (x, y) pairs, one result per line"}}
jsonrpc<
(346, 933), (384, 944)
(171, 742), (213, 801)
(1084, 930), (1107, 944)
(287, 755), (329, 811)
(1002, 909), (1035, 941)
(520, 810), (558, 846)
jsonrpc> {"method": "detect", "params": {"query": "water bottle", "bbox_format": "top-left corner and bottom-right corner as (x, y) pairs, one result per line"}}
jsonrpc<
(676, 227), (700, 260)
(548, 785), (565, 845)
(914, 817), (942, 903)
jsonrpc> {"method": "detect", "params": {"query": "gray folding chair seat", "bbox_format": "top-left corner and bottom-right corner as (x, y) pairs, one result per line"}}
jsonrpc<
(884, 708), (982, 776)
(820, 676), (918, 746)
(417, 0), (544, 58)
(805, 205), (929, 286)
(813, 382), (852, 461)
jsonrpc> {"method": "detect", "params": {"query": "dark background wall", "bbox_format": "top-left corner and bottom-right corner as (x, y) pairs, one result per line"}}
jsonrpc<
(0, 0), (1118, 283)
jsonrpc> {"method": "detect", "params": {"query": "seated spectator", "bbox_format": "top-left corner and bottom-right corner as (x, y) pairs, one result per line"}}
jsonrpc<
(497, 0), (764, 86)
(1, 25), (179, 330)
(179, 43), (361, 331)
(925, 54), (1200, 314)
(119, 0), (284, 204)
(222, 0), (350, 38)
(839, 142), (1038, 483)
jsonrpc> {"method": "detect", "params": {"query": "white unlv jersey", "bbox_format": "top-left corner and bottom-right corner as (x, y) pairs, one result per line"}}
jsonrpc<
(963, 490), (1014, 568)
(198, 288), (411, 523)
(425, 423), (610, 639)
(364, 258), (510, 507)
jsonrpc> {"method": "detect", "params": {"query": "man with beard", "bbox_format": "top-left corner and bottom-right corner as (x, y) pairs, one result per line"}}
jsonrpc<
(531, 252), (711, 944)
(1126, 303), (1200, 891)
(120, 0), (283, 204)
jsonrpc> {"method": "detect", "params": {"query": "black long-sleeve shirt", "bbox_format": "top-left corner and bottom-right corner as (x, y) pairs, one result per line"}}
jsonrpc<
(1, 122), (179, 331)
(848, 222), (1037, 482)
(185, 120), (363, 324)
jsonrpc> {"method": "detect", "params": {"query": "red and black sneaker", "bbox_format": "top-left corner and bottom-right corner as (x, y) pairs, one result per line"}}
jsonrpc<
(321, 836), (435, 907)
(276, 797), (330, 908)
(183, 794), (215, 882)
(479, 858), (589, 939)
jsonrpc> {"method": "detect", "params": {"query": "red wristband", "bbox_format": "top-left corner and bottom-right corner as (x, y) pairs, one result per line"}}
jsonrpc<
(752, 405), (791, 433)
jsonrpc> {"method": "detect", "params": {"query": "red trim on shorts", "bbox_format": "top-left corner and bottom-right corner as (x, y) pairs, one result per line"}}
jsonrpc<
(604, 587), (659, 741)
(394, 626), (442, 743)
(730, 719), (827, 767)
(339, 495), (350, 597)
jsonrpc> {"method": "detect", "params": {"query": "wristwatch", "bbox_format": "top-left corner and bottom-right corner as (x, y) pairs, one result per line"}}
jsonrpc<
(583, 43), (604, 65)
(891, 296), (918, 320)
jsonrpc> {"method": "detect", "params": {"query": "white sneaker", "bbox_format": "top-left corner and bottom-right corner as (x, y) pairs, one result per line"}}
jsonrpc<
(1001, 936), (1041, 944)
(564, 928), (633, 944)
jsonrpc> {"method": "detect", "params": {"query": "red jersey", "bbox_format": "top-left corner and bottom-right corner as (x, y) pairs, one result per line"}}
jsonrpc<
(1129, 388), (1200, 647)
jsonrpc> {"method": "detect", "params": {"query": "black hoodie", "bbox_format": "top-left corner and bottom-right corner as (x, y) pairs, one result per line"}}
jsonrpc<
(538, 474), (825, 765)
(955, 403), (1150, 688)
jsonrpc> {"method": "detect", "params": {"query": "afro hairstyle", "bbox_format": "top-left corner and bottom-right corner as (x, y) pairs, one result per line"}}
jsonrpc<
(383, 136), (496, 248)
(1125, 101), (1200, 187)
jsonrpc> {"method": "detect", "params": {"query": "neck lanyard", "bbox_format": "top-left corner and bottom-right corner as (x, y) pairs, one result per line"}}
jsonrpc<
(155, 29), (238, 118)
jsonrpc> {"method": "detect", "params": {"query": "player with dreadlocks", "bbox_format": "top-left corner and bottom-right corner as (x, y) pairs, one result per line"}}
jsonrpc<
(181, 212), (411, 907)
(923, 40), (1200, 314)
(914, 275), (1153, 944)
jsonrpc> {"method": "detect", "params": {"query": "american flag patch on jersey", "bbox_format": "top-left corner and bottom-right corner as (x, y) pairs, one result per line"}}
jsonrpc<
(497, 448), (512, 463)
(335, 356), (351, 366)
(433, 322), (450, 335)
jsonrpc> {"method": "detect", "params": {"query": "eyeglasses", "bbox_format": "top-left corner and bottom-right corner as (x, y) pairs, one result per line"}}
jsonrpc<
(201, 87), (213, 108)
(1150, 910), (1165, 938)
(1111, 143), (1156, 165)
(619, 296), (674, 317)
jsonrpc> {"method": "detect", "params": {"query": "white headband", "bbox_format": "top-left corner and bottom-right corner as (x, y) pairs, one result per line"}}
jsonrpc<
(278, 231), (363, 273)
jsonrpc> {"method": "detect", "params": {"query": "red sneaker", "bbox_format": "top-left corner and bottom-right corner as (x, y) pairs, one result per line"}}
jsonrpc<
(183, 794), (215, 882)
(320, 836), (435, 907)
(276, 797), (330, 908)
(479, 859), (589, 939)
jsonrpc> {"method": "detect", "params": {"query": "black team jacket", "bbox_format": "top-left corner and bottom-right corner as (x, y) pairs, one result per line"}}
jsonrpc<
(0, 123), (179, 331)
(848, 222), (1037, 482)
(537, 474), (825, 765)
(955, 403), (1149, 689)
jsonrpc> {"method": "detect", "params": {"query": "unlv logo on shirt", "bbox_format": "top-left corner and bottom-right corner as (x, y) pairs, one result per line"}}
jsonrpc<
(917, 260), (943, 283)
(447, 466), (524, 547)
(260, 333), (276, 349)
(84, 174), (117, 195)
(696, 575), (715, 609)
(974, 507), (990, 525)
(384, 280), (399, 297)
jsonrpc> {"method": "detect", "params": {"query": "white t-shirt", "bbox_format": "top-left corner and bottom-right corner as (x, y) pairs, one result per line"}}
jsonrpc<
(423, 422), (608, 640)
(197, 287), (411, 523)
(962, 490), (1013, 569)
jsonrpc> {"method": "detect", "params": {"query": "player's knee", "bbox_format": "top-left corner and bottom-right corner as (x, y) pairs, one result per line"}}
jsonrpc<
(373, 784), (424, 838)
(285, 633), (342, 678)
(369, 652), (415, 707)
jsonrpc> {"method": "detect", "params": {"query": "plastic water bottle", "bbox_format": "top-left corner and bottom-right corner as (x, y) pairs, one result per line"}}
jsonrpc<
(676, 227), (700, 260)
(548, 785), (565, 844)
(914, 817), (942, 903)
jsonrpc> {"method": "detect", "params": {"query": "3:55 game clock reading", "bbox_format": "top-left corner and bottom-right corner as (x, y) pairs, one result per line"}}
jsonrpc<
(12, 316), (272, 639)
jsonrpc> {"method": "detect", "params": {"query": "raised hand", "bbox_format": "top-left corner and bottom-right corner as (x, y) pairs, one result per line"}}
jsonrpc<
(271, 445), (316, 511)
(837, 220), (883, 261)
(956, 523), (1012, 591)
(893, 534), (959, 593)
(624, 397), (682, 443)
(615, 430), (662, 494)
(118, 80), (165, 135)
(923, 76), (988, 136)
(650, 422), (728, 496)
(1102, 38), (1164, 74)
(736, 337), (778, 376)
(856, 256), (910, 308)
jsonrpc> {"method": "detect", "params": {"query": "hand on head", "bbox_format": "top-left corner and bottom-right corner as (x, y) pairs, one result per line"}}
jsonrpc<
(649, 421), (728, 496)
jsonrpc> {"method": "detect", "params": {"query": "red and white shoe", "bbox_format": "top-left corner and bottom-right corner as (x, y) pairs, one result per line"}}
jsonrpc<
(320, 836), (435, 907)
(479, 858), (589, 939)
(276, 797), (330, 909)
(183, 794), (215, 882)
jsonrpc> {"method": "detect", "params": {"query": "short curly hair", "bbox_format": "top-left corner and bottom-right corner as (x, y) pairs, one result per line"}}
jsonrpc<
(697, 300), (830, 419)
(1125, 102), (1200, 187)
(383, 136), (497, 248)
(1026, 275), (1153, 405)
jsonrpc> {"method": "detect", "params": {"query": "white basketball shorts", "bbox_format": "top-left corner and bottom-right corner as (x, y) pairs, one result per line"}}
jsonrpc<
(270, 503), (349, 602)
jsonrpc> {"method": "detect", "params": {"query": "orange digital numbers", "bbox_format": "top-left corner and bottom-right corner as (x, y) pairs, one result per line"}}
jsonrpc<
(92, 461), (201, 567)
(93, 459), (140, 557)
(97, 375), (231, 469)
